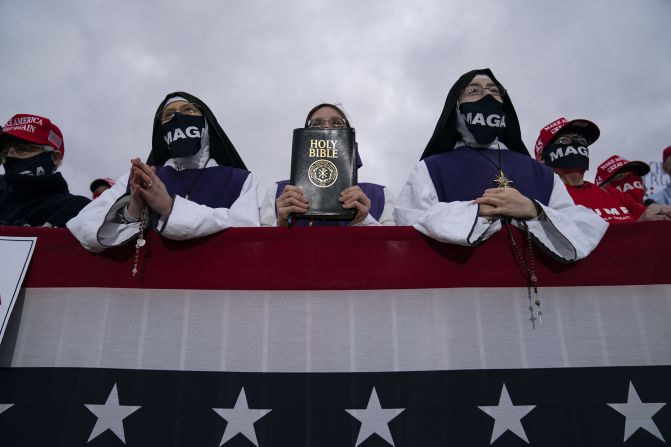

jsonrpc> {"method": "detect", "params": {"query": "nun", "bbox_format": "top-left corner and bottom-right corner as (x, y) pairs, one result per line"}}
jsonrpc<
(260, 103), (395, 227)
(394, 68), (607, 262)
(68, 91), (259, 253)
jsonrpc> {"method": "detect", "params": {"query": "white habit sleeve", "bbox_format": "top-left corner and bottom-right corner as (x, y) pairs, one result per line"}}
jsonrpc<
(354, 187), (396, 226)
(156, 173), (260, 239)
(394, 161), (608, 261)
(394, 161), (498, 245)
(260, 184), (279, 227)
(67, 172), (260, 252)
(66, 173), (139, 253)
(523, 174), (608, 261)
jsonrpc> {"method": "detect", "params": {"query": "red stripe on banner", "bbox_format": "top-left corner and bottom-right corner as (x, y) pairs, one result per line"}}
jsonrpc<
(2, 222), (670, 290)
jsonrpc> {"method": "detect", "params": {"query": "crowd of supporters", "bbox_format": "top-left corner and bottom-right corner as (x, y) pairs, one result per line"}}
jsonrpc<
(1, 69), (669, 263)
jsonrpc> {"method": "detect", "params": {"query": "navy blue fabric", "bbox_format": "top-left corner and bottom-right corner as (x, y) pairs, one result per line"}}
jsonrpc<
(148, 92), (247, 170)
(424, 147), (554, 205)
(359, 183), (386, 220)
(0, 172), (90, 227)
(274, 179), (386, 226)
(156, 165), (249, 209)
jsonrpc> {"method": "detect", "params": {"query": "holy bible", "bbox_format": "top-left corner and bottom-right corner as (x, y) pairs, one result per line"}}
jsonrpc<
(289, 128), (358, 221)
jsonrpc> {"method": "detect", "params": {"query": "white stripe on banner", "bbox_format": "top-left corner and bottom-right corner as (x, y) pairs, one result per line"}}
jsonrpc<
(0, 237), (36, 343)
(1, 285), (670, 372)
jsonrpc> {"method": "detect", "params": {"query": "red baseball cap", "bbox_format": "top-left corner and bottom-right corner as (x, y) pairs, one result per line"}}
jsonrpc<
(534, 117), (600, 160)
(663, 145), (671, 163)
(594, 155), (650, 186)
(0, 114), (64, 157)
(89, 178), (116, 193)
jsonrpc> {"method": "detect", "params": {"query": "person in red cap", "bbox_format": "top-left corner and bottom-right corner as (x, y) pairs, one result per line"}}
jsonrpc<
(534, 118), (671, 223)
(89, 177), (115, 200)
(649, 146), (671, 205)
(594, 155), (650, 204)
(0, 114), (90, 227)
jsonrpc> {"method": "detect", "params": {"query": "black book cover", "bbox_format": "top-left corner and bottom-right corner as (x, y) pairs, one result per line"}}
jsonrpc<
(289, 128), (358, 221)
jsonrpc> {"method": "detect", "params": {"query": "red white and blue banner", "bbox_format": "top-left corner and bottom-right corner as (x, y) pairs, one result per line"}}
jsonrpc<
(1, 224), (670, 446)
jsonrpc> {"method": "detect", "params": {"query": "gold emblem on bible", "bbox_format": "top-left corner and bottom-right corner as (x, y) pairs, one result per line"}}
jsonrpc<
(308, 159), (338, 188)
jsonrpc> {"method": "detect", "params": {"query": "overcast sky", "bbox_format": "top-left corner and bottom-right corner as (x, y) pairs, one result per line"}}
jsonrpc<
(1, 0), (670, 200)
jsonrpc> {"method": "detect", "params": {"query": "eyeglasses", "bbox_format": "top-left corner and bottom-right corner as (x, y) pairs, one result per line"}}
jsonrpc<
(159, 103), (202, 123)
(555, 134), (588, 146)
(461, 85), (506, 98)
(1, 139), (50, 155)
(307, 117), (347, 128)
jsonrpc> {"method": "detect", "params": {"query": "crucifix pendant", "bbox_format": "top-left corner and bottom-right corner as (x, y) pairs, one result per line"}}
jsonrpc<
(494, 170), (514, 188)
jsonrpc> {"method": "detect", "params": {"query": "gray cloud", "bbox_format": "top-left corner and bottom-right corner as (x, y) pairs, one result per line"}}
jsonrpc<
(1, 0), (669, 200)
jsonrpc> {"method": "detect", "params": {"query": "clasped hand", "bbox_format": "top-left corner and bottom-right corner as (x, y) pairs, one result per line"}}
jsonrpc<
(127, 158), (173, 218)
(475, 187), (539, 220)
(276, 185), (371, 227)
(639, 204), (671, 221)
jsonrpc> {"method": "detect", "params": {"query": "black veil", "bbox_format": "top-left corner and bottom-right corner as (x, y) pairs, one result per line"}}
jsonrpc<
(146, 91), (247, 170)
(420, 68), (528, 160)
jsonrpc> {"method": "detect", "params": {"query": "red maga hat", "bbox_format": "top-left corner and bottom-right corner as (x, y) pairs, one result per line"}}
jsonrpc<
(89, 178), (116, 193)
(534, 117), (599, 160)
(0, 114), (64, 157)
(594, 155), (650, 186)
(663, 145), (671, 163)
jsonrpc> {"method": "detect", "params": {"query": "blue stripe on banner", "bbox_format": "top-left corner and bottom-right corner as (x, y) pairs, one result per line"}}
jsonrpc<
(2, 285), (671, 446)
(1, 366), (670, 446)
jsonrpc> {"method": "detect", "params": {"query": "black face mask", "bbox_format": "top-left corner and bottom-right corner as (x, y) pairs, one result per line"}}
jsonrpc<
(161, 113), (205, 158)
(543, 142), (590, 170)
(3, 151), (57, 180)
(459, 94), (507, 145)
